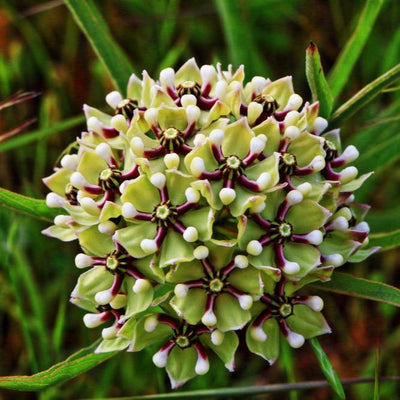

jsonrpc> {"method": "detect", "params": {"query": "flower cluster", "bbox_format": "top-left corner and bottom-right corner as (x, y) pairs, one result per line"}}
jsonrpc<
(43, 58), (372, 388)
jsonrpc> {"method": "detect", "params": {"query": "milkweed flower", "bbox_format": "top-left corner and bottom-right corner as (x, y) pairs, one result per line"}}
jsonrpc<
(43, 58), (373, 388)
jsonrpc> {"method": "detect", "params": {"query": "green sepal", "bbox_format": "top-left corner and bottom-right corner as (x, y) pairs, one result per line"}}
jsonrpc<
(287, 305), (331, 338)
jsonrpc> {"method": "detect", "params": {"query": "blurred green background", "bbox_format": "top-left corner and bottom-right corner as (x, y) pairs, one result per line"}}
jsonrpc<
(0, 0), (399, 399)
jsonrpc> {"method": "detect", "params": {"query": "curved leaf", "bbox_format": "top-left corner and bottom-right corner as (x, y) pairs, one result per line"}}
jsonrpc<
(0, 188), (64, 222)
(64, 0), (134, 93)
(369, 229), (400, 252)
(309, 338), (345, 399)
(312, 272), (400, 307)
(305, 42), (333, 118)
(0, 342), (116, 391)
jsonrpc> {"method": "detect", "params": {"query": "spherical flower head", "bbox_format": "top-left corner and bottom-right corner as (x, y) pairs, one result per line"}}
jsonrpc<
(43, 58), (373, 388)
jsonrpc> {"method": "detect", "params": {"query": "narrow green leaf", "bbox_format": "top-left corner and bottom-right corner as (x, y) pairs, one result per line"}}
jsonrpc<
(328, 0), (385, 100)
(214, 0), (271, 77)
(309, 338), (346, 399)
(64, 0), (134, 93)
(368, 229), (400, 252)
(0, 342), (116, 391)
(366, 207), (400, 233)
(84, 377), (400, 399)
(330, 63), (400, 126)
(312, 272), (400, 307)
(305, 42), (333, 118)
(0, 115), (84, 153)
(0, 188), (63, 222)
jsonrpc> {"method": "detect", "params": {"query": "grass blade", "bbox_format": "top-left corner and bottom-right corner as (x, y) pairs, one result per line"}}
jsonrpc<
(312, 272), (400, 307)
(330, 63), (400, 126)
(0, 115), (84, 153)
(309, 338), (346, 399)
(0, 188), (63, 222)
(0, 342), (116, 391)
(214, 0), (271, 77)
(64, 0), (135, 93)
(328, 0), (385, 100)
(368, 229), (400, 252)
(305, 42), (333, 118)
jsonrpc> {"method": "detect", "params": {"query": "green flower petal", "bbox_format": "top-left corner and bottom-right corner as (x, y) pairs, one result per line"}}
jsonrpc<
(246, 318), (280, 363)
(166, 170), (195, 205)
(121, 175), (160, 213)
(201, 331), (239, 371)
(341, 172), (373, 193)
(245, 153), (280, 187)
(180, 207), (214, 241)
(43, 168), (72, 196)
(95, 337), (130, 353)
(42, 225), (78, 242)
(166, 346), (198, 389)
(191, 179), (223, 210)
(285, 265), (334, 295)
(261, 189), (286, 221)
(287, 305), (331, 338)
(170, 288), (207, 325)
(78, 226), (115, 256)
(84, 105), (112, 126)
(287, 132), (324, 167)
(284, 242), (321, 279)
(175, 58), (201, 85)
(123, 277), (154, 320)
(184, 142), (219, 173)
(150, 88), (176, 108)
(221, 118), (253, 159)
(203, 101), (230, 127)
(99, 201), (122, 223)
(166, 260), (204, 283)
(159, 230), (195, 268)
(215, 293), (251, 331)
(286, 200), (331, 233)
(64, 204), (100, 226)
(116, 223), (157, 258)
(77, 151), (109, 185)
(237, 217), (265, 250)
(157, 107), (188, 131)
(319, 232), (359, 261)
(228, 267), (263, 295)
(253, 119), (281, 155)
(230, 186), (266, 217)
(263, 76), (293, 110)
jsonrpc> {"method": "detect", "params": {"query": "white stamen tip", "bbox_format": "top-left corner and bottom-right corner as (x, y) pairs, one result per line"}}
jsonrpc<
(194, 245), (209, 259)
(257, 172), (271, 190)
(83, 313), (104, 328)
(209, 129), (224, 146)
(152, 349), (169, 368)
(96, 143), (112, 162)
(284, 126), (300, 141)
(215, 80), (228, 98)
(313, 117), (328, 134)
(80, 197), (100, 215)
(201, 65), (216, 84)
(110, 294), (127, 309)
(186, 104), (200, 123)
(46, 192), (65, 208)
(234, 255), (249, 269)
(75, 253), (94, 269)
(111, 114), (128, 132)
(54, 215), (73, 226)
(163, 153), (180, 170)
(98, 221), (117, 235)
(144, 315), (159, 332)
(287, 331), (305, 348)
(190, 157), (206, 177)
(305, 296), (324, 312)
(195, 356), (209, 375)
(286, 94), (303, 110)
(250, 137), (265, 154)
(174, 284), (189, 298)
(340, 166), (358, 184)
(150, 172), (166, 189)
(251, 326), (267, 342)
(247, 240), (263, 256)
(133, 279), (151, 294)
(105, 91), (123, 109)
(140, 239), (158, 254)
(282, 261), (300, 275)
(159, 67), (175, 88)
(95, 289), (114, 305)
(122, 202), (138, 219)
(60, 154), (79, 170)
(305, 230), (323, 245)
(341, 145), (359, 163)
(185, 187), (200, 203)
(219, 188), (236, 205)
(130, 137), (145, 156)
(310, 155), (325, 171)
(181, 94), (197, 107)
(251, 76), (267, 93)
(297, 182), (312, 195)
(331, 216), (349, 231)
(355, 221), (370, 233)
(183, 226), (198, 242)
(144, 108), (158, 126)
(238, 295), (253, 310)
(194, 133), (207, 147)
(70, 172), (87, 188)
(286, 190), (303, 206)
(211, 329), (225, 346)
(284, 110), (300, 126)
(201, 309), (217, 327)
(102, 325), (118, 340)
(87, 116), (102, 132)
(324, 253), (344, 267)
